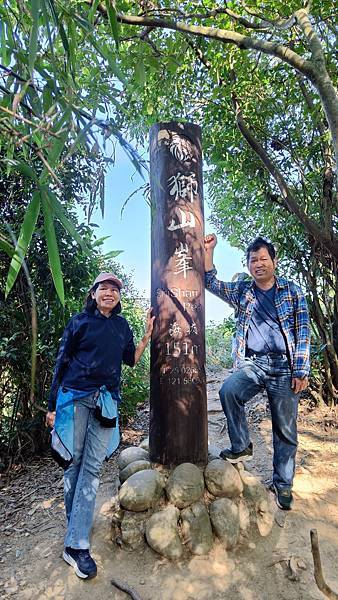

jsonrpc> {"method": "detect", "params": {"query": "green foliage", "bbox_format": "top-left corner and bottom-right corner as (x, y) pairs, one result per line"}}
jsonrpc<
(0, 0), (147, 302)
(206, 318), (236, 371)
(109, 0), (337, 404)
(0, 148), (149, 465)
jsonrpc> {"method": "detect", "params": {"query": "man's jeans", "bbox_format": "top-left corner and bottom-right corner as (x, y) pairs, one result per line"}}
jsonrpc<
(219, 354), (299, 489)
(64, 393), (112, 549)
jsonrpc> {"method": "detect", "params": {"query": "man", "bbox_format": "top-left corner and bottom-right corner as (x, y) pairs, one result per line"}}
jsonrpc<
(204, 235), (310, 510)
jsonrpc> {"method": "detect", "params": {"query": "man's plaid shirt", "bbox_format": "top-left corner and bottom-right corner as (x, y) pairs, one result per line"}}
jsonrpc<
(205, 269), (310, 378)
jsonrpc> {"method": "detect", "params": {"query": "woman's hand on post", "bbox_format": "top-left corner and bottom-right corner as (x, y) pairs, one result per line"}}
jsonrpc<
(145, 308), (155, 340)
(45, 411), (56, 428)
(134, 309), (155, 364)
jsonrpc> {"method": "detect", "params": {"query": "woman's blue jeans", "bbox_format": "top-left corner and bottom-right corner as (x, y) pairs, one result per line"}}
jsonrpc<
(219, 354), (299, 489)
(64, 393), (112, 550)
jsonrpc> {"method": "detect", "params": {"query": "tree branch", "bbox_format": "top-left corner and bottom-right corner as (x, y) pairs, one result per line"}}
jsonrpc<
(140, 5), (299, 31)
(295, 9), (326, 67)
(232, 92), (338, 261)
(311, 529), (338, 599)
(84, 2), (312, 78)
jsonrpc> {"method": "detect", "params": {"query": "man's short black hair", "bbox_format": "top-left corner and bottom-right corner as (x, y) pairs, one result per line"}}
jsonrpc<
(246, 237), (276, 263)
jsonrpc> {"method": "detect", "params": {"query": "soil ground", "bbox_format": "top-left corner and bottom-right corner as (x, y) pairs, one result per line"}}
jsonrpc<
(1, 369), (338, 600)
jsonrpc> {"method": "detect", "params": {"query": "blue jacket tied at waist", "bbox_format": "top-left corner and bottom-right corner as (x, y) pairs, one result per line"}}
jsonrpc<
(51, 386), (120, 465)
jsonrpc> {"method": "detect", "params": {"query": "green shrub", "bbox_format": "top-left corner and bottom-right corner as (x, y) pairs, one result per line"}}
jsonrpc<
(206, 317), (236, 371)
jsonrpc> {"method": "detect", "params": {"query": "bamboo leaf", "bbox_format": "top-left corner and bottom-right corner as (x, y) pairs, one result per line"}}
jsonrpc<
(45, 0), (70, 60)
(88, 0), (100, 23)
(44, 188), (88, 251)
(0, 20), (9, 67)
(92, 235), (111, 247)
(0, 234), (14, 257)
(12, 160), (39, 182)
(61, 118), (95, 163)
(5, 191), (41, 297)
(41, 194), (65, 305)
(29, 0), (41, 75)
(41, 0), (58, 69)
(106, 1), (119, 49)
(39, 129), (67, 182)
(103, 250), (123, 259)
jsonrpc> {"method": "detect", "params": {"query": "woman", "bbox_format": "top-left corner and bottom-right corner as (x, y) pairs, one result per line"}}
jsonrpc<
(45, 272), (154, 579)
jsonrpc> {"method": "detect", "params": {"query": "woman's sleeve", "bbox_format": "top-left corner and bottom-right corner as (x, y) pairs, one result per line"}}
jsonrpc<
(48, 319), (75, 411)
(122, 323), (136, 367)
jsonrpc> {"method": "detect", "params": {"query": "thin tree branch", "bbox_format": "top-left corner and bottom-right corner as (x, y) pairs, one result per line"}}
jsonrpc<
(0, 106), (62, 138)
(175, 34), (338, 262)
(232, 92), (338, 261)
(311, 529), (338, 599)
(139, 5), (299, 31)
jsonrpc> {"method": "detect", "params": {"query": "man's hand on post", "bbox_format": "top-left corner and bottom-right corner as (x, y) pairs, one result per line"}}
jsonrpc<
(204, 233), (217, 271)
(291, 377), (308, 394)
(204, 233), (217, 252)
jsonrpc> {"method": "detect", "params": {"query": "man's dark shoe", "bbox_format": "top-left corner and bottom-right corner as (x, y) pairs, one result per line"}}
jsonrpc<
(272, 484), (294, 510)
(63, 547), (97, 579)
(219, 442), (253, 463)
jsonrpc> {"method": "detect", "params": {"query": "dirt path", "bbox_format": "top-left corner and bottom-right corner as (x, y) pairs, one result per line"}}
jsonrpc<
(1, 371), (338, 600)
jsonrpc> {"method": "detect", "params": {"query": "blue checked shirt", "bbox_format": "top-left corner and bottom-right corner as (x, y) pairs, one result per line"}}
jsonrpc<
(205, 269), (310, 378)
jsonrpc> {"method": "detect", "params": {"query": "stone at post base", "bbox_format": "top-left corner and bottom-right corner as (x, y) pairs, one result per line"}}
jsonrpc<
(165, 463), (205, 508)
(118, 447), (149, 471)
(119, 469), (165, 512)
(239, 469), (275, 537)
(181, 501), (213, 555)
(116, 440), (275, 559)
(145, 505), (183, 559)
(121, 510), (148, 549)
(119, 460), (152, 484)
(209, 498), (240, 550)
(204, 458), (244, 497)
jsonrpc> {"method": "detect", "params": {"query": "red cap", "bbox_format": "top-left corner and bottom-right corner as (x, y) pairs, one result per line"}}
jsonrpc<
(91, 272), (123, 290)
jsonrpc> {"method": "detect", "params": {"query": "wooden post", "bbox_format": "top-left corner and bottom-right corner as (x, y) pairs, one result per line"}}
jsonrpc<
(149, 122), (207, 466)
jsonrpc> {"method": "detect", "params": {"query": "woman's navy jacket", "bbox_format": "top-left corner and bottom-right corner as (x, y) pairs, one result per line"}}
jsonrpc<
(48, 308), (135, 411)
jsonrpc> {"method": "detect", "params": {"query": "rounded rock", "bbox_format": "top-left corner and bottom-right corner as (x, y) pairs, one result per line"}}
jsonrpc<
(121, 511), (148, 549)
(119, 469), (165, 512)
(118, 447), (149, 471)
(119, 460), (152, 483)
(209, 497), (240, 549)
(204, 459), (243, 498)
(165, 463), (204, 508)
(145, 505), (183, 559)
(181, 501), (213, 555)
(240, 470), (268, 505)
(139, 437), (149, 451)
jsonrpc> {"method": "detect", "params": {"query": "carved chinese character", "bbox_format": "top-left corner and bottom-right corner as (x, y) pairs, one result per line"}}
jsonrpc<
(168, 134), (194, 163)
(174, 243), (193, 279)
(167, 172), (198, 202)
(167, 208), (196, 231)
(169, 321), (182, 337)
(186, 322), (198, 335)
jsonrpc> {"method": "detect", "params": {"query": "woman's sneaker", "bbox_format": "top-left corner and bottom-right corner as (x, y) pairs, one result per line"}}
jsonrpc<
(219, 442), (253, 463)
(63, 547), (97, 579)
(272, 484), (294, 510)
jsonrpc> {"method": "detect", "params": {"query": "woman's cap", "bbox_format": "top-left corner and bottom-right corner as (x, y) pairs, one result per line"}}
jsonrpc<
(91, 272), (123, 290)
